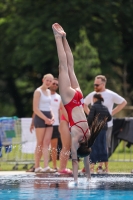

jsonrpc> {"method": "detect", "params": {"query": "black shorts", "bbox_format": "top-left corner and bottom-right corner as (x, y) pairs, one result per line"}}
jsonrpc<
(51, 125), (60, 139)
(34, 111), (52, 128)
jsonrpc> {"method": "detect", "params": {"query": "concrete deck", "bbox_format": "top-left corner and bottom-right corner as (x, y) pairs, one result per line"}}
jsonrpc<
(0, 171), (32, 175)
(0, 171), (132, 176)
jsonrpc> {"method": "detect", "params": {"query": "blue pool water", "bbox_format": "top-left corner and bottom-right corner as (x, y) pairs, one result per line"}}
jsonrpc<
(0, 174), (133, 200)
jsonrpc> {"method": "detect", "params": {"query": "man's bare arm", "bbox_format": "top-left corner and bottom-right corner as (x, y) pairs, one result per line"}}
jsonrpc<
(84, 103), (90, 115)
(112, 100), (127, 116)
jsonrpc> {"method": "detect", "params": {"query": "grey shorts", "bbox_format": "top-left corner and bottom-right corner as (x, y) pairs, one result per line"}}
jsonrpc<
(34, 111), (52, 128)
(106, 126), (113, 148)
(51, 125), (60, 139)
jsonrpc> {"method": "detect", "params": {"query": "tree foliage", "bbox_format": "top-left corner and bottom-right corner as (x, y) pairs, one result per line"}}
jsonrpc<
(0, 0), (133, 117)
(73, 29), (101, 96)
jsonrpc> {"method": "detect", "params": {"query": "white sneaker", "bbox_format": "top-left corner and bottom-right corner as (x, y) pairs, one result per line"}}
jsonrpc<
(42, 166), (56, 173)
(35, 167), (43, 173)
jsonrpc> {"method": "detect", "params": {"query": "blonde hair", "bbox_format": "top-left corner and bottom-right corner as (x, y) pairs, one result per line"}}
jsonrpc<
(43, 73), (54, 79)
(95, 75), (107, 83)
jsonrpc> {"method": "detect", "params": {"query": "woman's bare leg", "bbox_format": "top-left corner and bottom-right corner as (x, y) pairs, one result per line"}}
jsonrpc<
(52, 24), (74, 104)
(104, 162), (109, 172)
(35, 128), (45, 168)
(51, 138), (58, 169)
(90, 163), (95, 173)
(62, 36), (81, 91)
(42, 127), (53, 168)
(59, 120), (71, 170)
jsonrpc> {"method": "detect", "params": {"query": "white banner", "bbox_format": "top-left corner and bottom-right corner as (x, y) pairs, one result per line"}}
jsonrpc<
(21, 118), (36, 153)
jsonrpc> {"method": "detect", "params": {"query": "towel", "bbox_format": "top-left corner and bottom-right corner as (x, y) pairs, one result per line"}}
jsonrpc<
(117, 118), (133, 144)
(21, 118), (36, 153)
(108, 118), (125, 157)
(0, 117), (17, 157)
(0, 117), (14, 146)
(0, 137), (2, 157)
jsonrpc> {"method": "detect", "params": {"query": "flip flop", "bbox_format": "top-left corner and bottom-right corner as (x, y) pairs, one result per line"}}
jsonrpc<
(58, 168), (72, 174)
(26, 167), (35, 172)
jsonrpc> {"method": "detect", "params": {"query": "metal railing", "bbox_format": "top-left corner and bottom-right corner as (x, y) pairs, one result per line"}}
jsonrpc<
(109, 141), (133, 162)
(0, 118), (34, 170)
(0, 117), (133, 171)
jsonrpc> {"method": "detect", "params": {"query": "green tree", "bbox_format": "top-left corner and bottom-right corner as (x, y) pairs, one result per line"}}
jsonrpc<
(0, 0), (133, 117)
(73, 29), (101, 96)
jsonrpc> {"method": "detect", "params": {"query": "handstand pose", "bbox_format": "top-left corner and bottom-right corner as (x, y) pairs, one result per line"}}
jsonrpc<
(52, 23), (91, 184)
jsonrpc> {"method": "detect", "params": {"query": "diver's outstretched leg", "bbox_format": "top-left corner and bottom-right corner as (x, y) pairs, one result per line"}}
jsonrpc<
(62, 36), (81, 91)
(52, 23), (74, 104)
(52, 23), (67, 70)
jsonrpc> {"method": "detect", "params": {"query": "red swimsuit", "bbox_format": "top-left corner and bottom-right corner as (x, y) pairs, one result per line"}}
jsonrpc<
(64, 90), (88, 139)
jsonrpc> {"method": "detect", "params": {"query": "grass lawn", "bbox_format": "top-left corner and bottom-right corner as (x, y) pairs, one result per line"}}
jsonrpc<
(0, 141), (133, 173)
(0, 160), (133, 173)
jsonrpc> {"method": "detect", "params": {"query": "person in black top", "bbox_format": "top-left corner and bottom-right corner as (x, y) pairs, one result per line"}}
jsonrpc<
(87, 93), (112, 173)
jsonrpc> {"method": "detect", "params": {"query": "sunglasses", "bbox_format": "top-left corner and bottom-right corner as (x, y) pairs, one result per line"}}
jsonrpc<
(94, 83), (102, 87)
(53, 83), (58, 86)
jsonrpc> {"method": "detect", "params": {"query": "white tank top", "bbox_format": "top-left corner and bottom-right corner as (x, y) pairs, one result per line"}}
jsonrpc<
(37, 88), (51, 111)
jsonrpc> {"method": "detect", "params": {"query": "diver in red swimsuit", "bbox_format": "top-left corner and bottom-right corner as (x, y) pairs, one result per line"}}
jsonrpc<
(64, 90), (88, 136)
(52, 23), (91, 184)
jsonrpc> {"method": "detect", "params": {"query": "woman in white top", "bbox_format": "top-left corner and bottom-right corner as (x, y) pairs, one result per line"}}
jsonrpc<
(33, 73), (56, 173)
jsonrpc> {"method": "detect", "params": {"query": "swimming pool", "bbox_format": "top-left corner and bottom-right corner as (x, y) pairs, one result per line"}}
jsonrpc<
(0, 173), (133, 200)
